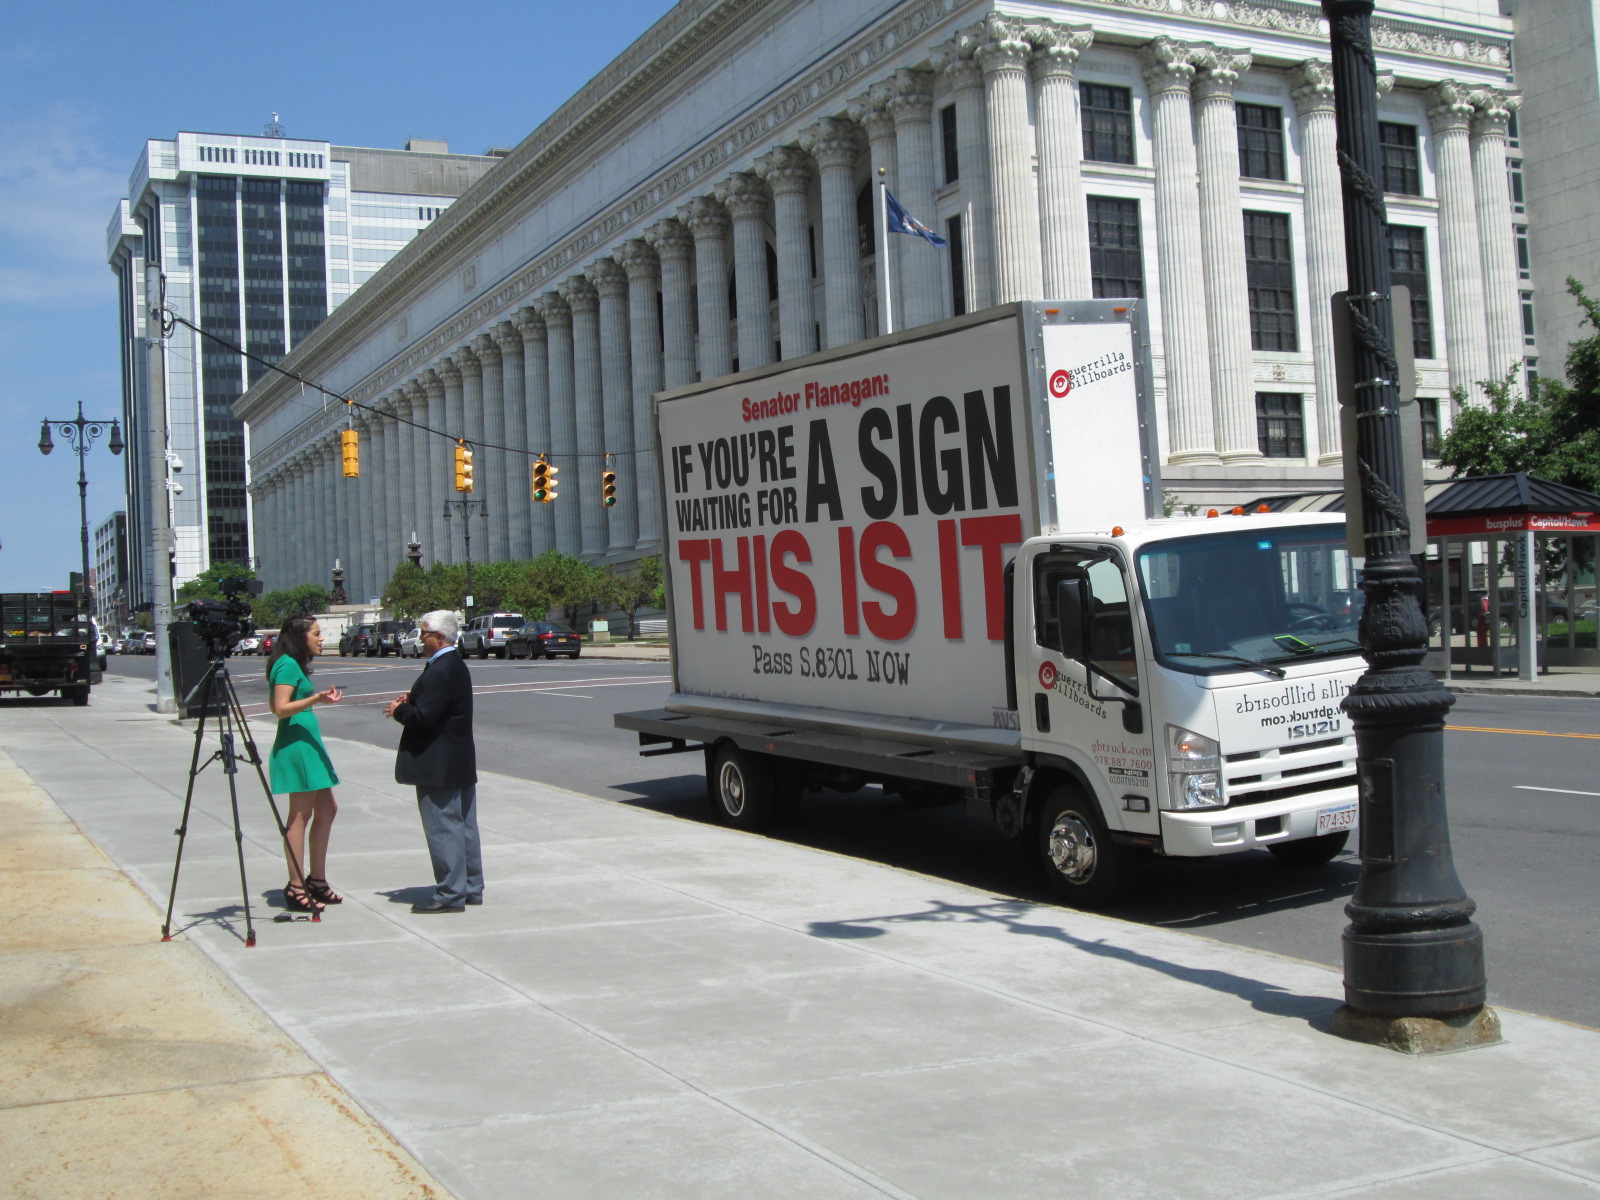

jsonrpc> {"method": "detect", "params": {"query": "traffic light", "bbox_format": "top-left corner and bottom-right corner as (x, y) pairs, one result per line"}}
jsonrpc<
(340, 428), (359, 477)
(532, 456), (559, 503)
(454, 440), (474, 492)
(600, 468), (617, 508)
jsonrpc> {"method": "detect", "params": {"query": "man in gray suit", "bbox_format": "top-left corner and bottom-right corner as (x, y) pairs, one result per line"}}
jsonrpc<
(383, 609), (482, 913)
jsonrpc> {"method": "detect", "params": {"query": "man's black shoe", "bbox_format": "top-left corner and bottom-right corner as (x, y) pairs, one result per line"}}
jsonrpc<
(465, 895), (483, 905)
(411, 900), (466, 913)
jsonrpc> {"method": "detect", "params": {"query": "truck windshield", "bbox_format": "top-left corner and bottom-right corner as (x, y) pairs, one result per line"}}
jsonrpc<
(1136, 526), (1364, 675)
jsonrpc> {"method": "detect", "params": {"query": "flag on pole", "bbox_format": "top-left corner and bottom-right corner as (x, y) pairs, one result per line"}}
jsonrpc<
(883, 188), (947, 247)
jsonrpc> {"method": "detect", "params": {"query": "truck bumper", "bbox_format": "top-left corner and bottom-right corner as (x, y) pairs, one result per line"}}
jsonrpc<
(1158, 782), (1359, 857)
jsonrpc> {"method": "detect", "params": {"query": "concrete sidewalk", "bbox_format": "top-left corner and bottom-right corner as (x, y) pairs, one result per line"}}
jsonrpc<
(3, 674), (1599, 1199)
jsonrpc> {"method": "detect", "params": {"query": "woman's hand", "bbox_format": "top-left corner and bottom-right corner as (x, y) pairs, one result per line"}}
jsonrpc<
(319, 686), (345, 705)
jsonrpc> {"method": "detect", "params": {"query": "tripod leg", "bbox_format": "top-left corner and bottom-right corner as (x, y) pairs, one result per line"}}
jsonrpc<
(162, 661), (218, 940)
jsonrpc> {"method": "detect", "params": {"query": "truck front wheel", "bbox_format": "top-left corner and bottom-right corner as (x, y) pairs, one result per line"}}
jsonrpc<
(1268, 831), (1348, 867)
(1036, 785), (1130, 908)
(66, 685), (89, 706)
(709, 744), (777, 831)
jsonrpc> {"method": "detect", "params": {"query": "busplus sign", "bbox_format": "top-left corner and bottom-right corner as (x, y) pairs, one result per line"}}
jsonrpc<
(662, 319), (1036, 723)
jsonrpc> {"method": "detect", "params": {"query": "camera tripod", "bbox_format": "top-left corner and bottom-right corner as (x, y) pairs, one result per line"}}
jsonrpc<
(161, 649), (314, 946)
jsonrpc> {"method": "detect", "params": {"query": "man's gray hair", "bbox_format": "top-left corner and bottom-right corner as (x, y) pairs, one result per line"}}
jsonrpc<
(419, 610), (460, 642)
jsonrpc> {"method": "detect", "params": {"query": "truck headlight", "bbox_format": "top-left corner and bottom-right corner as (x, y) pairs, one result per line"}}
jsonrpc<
(1165, 724), (1224, 810)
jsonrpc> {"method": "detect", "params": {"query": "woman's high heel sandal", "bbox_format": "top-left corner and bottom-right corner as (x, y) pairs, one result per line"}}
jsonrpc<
(284, 881), (325, 913)
(304, 876), (343, 905)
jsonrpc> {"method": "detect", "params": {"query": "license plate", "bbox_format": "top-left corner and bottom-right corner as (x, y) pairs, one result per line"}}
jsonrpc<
(1316, 802), (1358, 835)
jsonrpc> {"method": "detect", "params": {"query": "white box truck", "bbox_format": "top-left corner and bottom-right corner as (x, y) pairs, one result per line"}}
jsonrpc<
(617, 302), (1365, 905)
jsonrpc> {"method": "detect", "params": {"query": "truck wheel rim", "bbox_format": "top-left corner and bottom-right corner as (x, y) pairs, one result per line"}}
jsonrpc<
(1047, 813), (1096, 883)
(719, 762), (746, 817)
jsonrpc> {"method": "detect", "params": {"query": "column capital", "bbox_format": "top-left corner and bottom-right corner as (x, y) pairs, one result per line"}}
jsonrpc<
(1290, 60), (1335, 116)
(536, 291), (571, 329)
(1427, 81), (1475, 133)
(1191, 45), (1251, 102)
(974, 14), (1031, 76)
(1469, 86), (1520, 136)
(646, 217), (694, 263)
(513, 305), (546, 343)
(1139, 37), (1198, 97)
(492, 320), (521, 356)
(753, 145), (811, 196)
(585, 255), (629, 298)
(404, 378), (428, 406)
(558, 273), (598, 315)
(713, 171), (770, 221)
(885, 68), (935, 126)
(846, 85), (896, 143)
(615, 238), (660, 282)
(1027, 23), (1093, 80)
(388, 389), (413, 420)
(453, 343), (483, 375)
(422, 367), (446, 398)
(798, 116), (862, 171)
(472, 331), (501, 366)
(930, 31), (983, 91)
(678, 194), (730, 241)
(437, 358), (463, 388)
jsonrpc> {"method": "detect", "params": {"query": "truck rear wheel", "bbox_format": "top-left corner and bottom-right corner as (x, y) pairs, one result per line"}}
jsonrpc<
(709, 744), (777, 831)
(1036, 784), (1130, 908)
(67, 685), (89, 707)
(1268, 831), (1348, 867)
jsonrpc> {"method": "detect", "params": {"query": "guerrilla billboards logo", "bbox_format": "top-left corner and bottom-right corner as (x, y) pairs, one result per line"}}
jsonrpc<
(1036, 658), (1106, 720)
(1235, 678), (1356, 733)
(1051, 351), (1132, 400)
(1048, 370), (1072, 398)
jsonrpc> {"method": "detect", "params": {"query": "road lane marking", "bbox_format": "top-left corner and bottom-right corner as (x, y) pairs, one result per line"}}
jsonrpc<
(1447, 725), (1600, 740)
(1514, 785), (1600, 798)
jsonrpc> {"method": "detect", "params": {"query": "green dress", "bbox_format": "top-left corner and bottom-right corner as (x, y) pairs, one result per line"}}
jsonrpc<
(268, 655), (340, 794)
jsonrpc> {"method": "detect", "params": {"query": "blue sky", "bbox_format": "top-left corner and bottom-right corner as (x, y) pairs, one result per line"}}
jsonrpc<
(0, 0), (675, 592)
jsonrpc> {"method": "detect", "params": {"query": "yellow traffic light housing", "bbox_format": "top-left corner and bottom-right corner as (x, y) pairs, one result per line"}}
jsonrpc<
(601, 468), (617, 508)
(532, 456), (559, 503)
(454, 440), (474, 492)
(340, 428), (360, 477)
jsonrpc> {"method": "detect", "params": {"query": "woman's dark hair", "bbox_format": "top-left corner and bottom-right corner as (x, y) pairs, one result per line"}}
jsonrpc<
(269, 616), (317, 673)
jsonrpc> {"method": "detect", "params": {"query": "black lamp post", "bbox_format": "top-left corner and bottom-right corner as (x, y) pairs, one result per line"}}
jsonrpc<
(38, 402), (124, 607)
(442, 501), (486, 615)
(1323, 0), (1496, 1052)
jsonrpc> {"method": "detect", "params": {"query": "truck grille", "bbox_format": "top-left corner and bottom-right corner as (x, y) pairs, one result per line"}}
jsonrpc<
(1223, 737), (1356, 808)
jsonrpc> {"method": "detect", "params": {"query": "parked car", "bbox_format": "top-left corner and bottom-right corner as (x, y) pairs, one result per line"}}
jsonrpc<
(459, 612), (524, 659)
(399, 625), (426, 657)
(235, 634), (262, 655)
(1429, 589), (1570, 636)
(258, 630), (278, 656)
(339, 623), (378, 656)
(135, 632), (157, 654)
(372, 619), (404, 657)
(506, 621), (582, 660)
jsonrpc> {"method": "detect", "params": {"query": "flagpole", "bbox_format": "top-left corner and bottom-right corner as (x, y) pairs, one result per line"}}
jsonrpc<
(877, 167), (893, 336)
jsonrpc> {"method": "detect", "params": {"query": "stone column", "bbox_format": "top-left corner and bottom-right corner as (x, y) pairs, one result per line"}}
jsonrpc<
(849, 84), (897, 335)
(680, 196), (732, 380)
(403, 381), (429, 565)
(799, 117), (866, 347)
(1193, 46), (1260, 461)
(1030, 23), (1094, 299)
(933, 31), (994, 311)
(589, 256), (638, 551)
(422, 369), (449, 568)
(977, 14), (1043, 303)
(1292, 61), (1349, 464)
(515, 307), (556, 556)
(647, 219), (697, 388)
(352, 419), (374, 593)
(715, 172), (775, 371)
(538, 292), (580, 554)
(336, 446), (357, 591)
(1429, 81), (1491, 397)
(1470, 87), (1524, 383)
(618, 239), (664, 548)
(439, 358), (465, 563)
(562, 274), (605, 557)
(313, 446), (333, 590)
(756, 146), (816, 360)
(1141, 37), (1216, 463)
(387, 392), (412, 561)
(284, 459), (301, 586)
(377, 399), (401, 586)
(494, 322), (530, 561)
(473, 333), (510, 563)
(888, 68), (942, 327)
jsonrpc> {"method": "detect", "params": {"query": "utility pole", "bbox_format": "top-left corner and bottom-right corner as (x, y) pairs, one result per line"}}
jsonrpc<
(1323, 0), (1497, 1053)
(145, 263), (176, 715)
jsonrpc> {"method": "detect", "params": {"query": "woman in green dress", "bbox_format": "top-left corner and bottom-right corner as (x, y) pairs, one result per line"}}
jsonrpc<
(268, 616), (345, 913)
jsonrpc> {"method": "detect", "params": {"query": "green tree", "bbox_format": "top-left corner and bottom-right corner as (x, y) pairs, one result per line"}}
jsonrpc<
(383, 561), (434, 618)
(602, 555), (663, 637)
(528, 550), (605, 626)
(254, 583), (331, 628)
(175, 563), (257, 604)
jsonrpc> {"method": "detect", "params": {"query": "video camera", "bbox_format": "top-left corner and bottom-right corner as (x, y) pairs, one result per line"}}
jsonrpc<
(186, 577), (263, 656)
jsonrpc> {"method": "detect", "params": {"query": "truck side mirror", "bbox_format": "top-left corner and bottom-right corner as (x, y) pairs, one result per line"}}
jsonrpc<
(1055, 577), (1090, 662)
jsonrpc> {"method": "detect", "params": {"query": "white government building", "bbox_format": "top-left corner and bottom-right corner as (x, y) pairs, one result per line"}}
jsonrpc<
(238, 0), (1541, 603)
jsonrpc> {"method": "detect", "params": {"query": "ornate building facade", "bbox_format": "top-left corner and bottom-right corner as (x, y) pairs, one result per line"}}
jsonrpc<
(237, 0), (1521, 601)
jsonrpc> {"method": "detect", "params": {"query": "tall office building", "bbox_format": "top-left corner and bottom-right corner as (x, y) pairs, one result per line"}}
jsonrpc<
(108, 128), (502, 607)
(92, 511), (129, 631)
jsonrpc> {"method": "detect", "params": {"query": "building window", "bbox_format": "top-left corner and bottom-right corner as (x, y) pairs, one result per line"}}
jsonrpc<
(808, 226), (817, 278)
(1087, 196), (1144, 298)
(1236, 104), (1286, 181)
(1256, 393), (1304, 458)
(1525, 356), (1539, 394)
(1378, 123), (1421, 196)
(1507, 109), (1520, 147)
(1244, 211), (1297, 351)
(947, 214), (966, 316)
(1387, 225), (1434, 359)
(1516, 225), (1531, 279)
(1081, 85), (1135, 165)
(940, 103), (959, 185)
(1418, 397), (1440, 457)
(1508, 158), (1525, 214)
(1522, 291), (1536, 343)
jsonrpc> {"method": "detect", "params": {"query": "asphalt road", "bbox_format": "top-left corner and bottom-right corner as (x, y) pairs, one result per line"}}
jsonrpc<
(105, 652), (1600, 1028)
